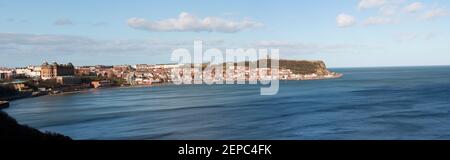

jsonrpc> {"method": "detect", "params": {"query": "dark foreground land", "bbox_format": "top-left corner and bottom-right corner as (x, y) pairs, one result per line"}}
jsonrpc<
(0, 111), (71, 140)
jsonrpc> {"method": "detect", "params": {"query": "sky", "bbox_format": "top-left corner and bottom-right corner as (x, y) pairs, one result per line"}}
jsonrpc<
(0, 0), (449, 68)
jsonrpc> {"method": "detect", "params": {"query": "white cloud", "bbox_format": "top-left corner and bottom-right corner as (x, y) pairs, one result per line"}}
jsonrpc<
(379, 5), (398, 16)
(53, 18), (74, 26)
(127, 12), (263, 33)
(358, 0), (386, 10)
(0, 32), (371, 59)
(363, 17), (394, 26)
(0, 33), (169, 54)
(0, 32), (231, 56)
(336, 13), (356, 28)
(394, 32), (438, 42)
(358, 0), (408, 10)
(346, 1), (448, 26)
(420, 8), (449, 20)
(404, 2), (425, 13)
(0, 33), (92, 45)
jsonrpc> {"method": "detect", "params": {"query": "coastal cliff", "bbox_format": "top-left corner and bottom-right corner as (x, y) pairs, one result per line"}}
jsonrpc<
(258, 59), (340, 77)
(0, 111), (72, 140)
(230, 59), (337, 75)
(278, 60), (332, 75)
(222, 59), (341, 80)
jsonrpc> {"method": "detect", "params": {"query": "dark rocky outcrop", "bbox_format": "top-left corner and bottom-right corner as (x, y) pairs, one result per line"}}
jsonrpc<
(0, 111), (72, 140)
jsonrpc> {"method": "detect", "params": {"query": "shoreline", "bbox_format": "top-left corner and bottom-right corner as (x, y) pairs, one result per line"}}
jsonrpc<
(3, 73), (343, 102)
(4, 83), (171, 102)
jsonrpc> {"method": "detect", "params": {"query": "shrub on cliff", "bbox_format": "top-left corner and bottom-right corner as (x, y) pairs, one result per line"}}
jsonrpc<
(0, 111), (72, 141)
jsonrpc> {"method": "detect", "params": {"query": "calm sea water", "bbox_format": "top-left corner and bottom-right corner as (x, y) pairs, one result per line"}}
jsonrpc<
(5, 66), (450, 140)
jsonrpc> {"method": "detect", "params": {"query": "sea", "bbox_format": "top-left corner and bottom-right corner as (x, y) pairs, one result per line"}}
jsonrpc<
(4, 66), (450, 140)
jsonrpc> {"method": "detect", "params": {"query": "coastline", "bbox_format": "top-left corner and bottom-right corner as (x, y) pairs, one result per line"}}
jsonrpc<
(4, 73), (343, 102)
(3, 84), (167, 102)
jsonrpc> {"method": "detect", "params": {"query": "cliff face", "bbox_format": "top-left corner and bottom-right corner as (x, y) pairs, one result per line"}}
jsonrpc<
(279, 60), (332, 75)
(228, 59), (334, 76)
(0, 111), (72, 140)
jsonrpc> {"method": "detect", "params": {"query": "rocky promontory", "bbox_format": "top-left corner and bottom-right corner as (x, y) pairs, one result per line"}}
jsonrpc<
(278, 60), (334, 75)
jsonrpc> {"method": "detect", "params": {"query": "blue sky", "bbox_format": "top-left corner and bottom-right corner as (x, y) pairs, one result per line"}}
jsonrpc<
(0, 0), (449, 67)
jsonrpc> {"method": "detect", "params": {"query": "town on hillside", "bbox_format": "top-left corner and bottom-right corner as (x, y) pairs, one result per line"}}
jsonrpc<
(0, 60), (342, 101)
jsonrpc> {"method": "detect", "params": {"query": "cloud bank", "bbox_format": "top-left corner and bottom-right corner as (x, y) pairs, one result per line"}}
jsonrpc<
(127, 12), (263, 33)
(420, 8), (449, 20)
(0, 32), (368, 60)
(404, 2), (425, 13)
(339, 0), (449, 28)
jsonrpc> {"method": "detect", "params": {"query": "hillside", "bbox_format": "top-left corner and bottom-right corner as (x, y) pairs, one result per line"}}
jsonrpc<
(228, 59), (334, 75)
(0, 111), (72, 140)
(278, 60), (332, 75)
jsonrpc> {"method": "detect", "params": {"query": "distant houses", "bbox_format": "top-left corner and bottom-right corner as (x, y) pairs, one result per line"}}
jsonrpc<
(0, 68), (15, 80)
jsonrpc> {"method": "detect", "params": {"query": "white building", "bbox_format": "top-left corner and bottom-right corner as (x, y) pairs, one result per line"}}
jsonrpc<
(14, 66), (41, 78)
(0, 69), (15, 80)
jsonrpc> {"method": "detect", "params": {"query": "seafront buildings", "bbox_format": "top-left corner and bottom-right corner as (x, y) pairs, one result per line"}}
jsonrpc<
(1, 61), (341, 84)
(15, 66), (41, 79)
(0, 60), (341, 100)
(40, 62), (76, 80)
(0, 68), (15, 80)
